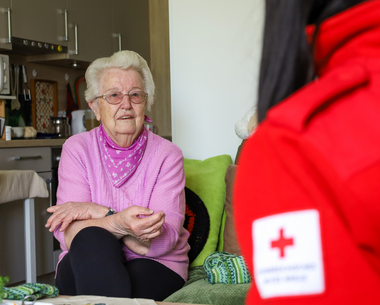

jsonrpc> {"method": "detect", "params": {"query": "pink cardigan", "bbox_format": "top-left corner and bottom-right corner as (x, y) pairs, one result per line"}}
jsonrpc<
(54, 127), (190, 280)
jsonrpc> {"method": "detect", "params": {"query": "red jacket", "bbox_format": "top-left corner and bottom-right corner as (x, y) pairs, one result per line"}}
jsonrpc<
(234, 1), (380, 304)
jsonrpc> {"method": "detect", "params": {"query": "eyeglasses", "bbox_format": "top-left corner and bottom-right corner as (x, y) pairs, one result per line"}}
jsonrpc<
(95, 91), (148, 105)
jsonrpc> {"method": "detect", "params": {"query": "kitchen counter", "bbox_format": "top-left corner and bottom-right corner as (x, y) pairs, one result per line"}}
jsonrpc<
(0, 138), (67, 148)
(0, 136), (170, 148)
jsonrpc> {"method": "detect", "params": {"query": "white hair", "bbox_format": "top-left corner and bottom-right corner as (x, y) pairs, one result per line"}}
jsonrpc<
(84, 50), (155, 110)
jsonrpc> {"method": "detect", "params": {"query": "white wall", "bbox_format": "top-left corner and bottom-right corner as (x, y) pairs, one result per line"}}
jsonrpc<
(169, 0), (264, 161)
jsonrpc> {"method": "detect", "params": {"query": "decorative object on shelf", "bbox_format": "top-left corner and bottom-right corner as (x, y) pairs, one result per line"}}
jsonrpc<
(49, 117), (70, 138)
(11, 126), (24, 138)
(0, 116), (4, 138)
(6, 64), (31, 127)
(5, 126), (11, 141)
(65, 83), (77, 120)
(24, 126), (37, 139)
(235, 105), (257, 140)
(0, 102), (4, 140)
(22, 65), (31, 101)
(74, 75), (86, 109)
(30, 80), (58, 133)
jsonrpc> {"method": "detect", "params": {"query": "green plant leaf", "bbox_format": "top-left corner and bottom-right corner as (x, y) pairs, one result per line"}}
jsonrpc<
(0, 276), (10, 303)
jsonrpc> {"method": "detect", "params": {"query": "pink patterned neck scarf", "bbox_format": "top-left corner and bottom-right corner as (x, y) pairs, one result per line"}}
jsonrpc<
(99, 117), (150, 188)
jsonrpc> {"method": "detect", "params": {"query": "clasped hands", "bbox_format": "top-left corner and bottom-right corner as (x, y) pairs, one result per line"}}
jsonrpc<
(45, 202), (165, 253)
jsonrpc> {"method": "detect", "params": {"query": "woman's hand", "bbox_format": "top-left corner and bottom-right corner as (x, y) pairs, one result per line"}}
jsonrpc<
(108, 205), (165, 241)
(45, 202), (109, 232)
(122, 235), (152, 255)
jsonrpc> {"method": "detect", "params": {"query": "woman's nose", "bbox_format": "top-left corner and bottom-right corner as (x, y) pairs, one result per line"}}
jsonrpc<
(120, 94), (132, 109)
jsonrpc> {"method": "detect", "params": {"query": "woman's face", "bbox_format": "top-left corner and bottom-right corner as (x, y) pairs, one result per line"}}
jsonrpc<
(89, 68), (146, 147)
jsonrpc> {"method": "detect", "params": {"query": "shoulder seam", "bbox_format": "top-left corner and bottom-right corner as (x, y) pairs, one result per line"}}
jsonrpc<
(267, 63), (369, 132)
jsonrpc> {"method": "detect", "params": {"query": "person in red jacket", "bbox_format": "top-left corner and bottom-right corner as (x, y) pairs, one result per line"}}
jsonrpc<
(234, 0), (380, 304)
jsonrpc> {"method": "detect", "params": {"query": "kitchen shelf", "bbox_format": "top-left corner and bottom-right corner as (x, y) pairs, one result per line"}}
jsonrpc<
(0, 95), (16, 99)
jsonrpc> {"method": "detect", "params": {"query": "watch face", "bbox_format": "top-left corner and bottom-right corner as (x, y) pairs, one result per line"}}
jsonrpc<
(106, 208), (116, 217)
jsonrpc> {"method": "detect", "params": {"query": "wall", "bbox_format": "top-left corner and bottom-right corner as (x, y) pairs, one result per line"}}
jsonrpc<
(169, 0), (264, 161)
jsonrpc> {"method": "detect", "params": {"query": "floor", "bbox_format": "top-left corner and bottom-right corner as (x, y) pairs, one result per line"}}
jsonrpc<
(9, 272), (56, 287)
(37, 272), (56, 286)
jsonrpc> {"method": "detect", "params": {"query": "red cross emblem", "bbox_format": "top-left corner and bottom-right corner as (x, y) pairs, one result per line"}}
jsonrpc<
(271, 228), (294, 258)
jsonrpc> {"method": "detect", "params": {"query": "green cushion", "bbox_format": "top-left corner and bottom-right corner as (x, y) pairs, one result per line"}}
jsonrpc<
(164, 266), (249, 304)
(184, 154), (233, 267)
(217, 211), (227, 252)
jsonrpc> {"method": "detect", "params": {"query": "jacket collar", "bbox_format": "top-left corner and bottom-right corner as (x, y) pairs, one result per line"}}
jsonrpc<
(308, 0), (380, 75)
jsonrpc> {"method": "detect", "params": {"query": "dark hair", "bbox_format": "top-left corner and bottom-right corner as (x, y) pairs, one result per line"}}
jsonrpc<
(257, 0), (366, 123)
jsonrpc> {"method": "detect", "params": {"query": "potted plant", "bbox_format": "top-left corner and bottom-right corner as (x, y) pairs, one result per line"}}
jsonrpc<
(0, 276), (9, 304)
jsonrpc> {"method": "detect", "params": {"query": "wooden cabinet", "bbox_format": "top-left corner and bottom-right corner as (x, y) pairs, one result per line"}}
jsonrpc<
(0, 0), (12, 50)
(66, 0), (113, 62)
(0, 0), (67, 50)
(111, 0), (129, 53)
(11, 0), (67, 46)
(111, 0), (150, 64)
(0, 0), (150, 64)
(65, 0), (150, 63)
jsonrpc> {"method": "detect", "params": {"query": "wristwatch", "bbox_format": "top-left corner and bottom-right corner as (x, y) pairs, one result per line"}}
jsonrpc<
(105, 207), (116, 217)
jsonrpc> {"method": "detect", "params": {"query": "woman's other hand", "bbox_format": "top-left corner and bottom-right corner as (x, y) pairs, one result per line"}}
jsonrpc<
(110, 205), (165, 241)
(122, 235), (152, 255)
(45, 202), (109, 232)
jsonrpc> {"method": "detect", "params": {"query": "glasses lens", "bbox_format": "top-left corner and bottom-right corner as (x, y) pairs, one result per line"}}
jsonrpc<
(106, 92), (123, 104)
(129, 91), (146, 104)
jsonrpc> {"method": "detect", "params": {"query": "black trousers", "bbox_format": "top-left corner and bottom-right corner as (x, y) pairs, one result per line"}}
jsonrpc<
(56, 226), (185, 301)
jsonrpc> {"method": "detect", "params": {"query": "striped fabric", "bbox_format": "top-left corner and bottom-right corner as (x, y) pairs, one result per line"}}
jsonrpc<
(203, 251), (251, 284)
(2, 283), (59, 300)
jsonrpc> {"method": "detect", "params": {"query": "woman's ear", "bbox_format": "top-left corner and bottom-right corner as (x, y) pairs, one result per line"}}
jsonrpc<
(89, 101), (101, 121)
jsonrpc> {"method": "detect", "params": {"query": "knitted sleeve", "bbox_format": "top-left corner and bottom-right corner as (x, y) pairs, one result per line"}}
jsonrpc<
(145, 143), (188, 258)
(53, 136), (93, 253)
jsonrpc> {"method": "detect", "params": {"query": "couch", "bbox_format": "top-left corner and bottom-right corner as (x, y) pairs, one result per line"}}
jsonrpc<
(163, 155), (250, 305)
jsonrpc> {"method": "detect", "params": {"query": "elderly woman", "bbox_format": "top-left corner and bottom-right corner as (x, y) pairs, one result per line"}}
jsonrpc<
(45, 50), (190, 301)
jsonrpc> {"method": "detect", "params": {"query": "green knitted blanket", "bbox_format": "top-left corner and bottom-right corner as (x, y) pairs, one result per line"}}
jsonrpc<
(203, 251), (251, 284)
(2, 283), (59, 300)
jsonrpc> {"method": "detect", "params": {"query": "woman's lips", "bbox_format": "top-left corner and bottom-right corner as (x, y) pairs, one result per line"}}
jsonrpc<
(118, 115), (134, 120)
